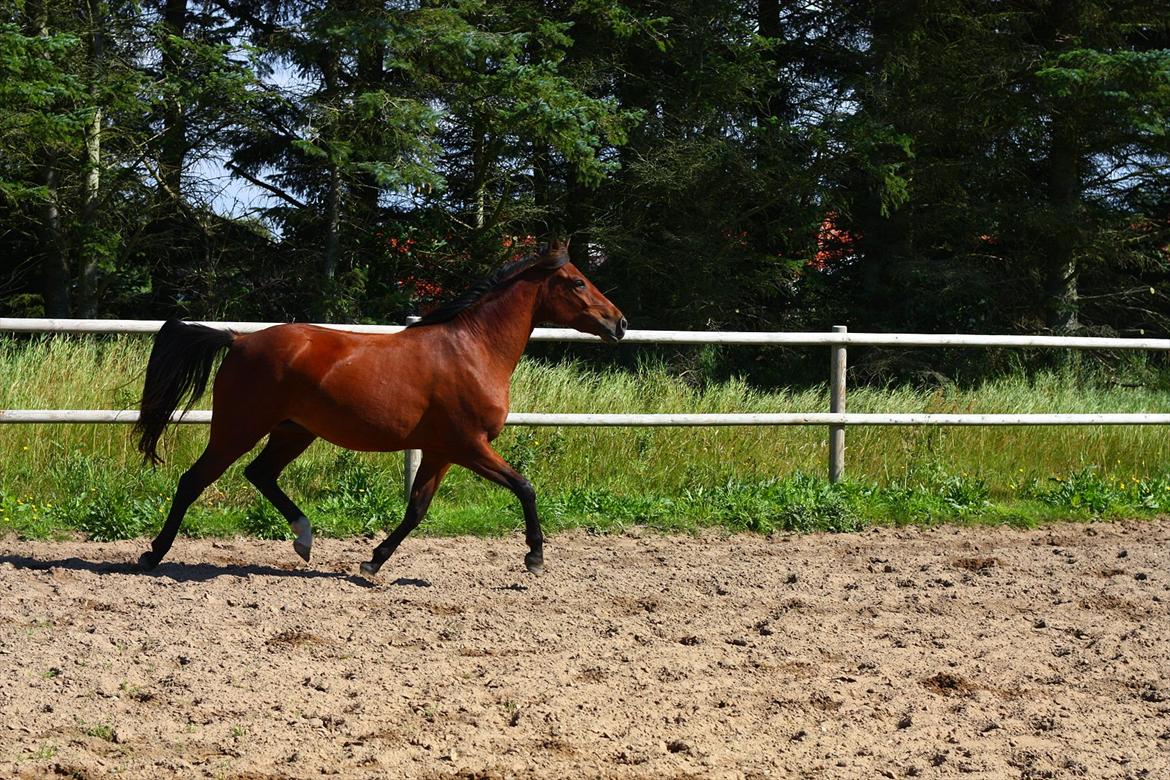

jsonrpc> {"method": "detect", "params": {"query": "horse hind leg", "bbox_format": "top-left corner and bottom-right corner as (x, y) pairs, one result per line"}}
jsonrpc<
(141, 401), (285, 571)
(140, 437), (259, 571)
(243, 422), (318, 562)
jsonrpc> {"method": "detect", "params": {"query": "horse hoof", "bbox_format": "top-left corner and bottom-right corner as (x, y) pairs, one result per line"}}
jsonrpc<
(138, 550), (160, 572)
(524, 553), (544, 576)
(290, 517), (312, 563)
(359, 561), (379, 577)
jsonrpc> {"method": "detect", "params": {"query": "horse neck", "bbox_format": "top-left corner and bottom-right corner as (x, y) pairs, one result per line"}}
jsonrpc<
(450, 278), (542, 375)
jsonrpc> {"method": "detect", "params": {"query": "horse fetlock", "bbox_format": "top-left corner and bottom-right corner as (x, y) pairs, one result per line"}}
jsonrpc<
(291, 516), (313, 563)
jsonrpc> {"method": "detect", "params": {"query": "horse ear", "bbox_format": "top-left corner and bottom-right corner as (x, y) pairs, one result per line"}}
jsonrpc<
(541, 238), (570, 268)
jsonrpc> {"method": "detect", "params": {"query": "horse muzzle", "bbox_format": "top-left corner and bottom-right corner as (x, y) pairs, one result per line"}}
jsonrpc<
(601, 316), (627, 343)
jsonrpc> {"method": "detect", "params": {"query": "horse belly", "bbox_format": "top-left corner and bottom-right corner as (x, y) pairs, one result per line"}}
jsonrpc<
(289, 382), (424, 452)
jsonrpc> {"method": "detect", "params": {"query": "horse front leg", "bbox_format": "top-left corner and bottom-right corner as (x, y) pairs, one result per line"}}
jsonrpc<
(463, 445), (545, 575)
(360, 455), (450, 577)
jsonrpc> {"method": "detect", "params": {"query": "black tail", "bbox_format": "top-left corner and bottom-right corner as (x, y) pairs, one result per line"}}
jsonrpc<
(135, 319), (234, 465)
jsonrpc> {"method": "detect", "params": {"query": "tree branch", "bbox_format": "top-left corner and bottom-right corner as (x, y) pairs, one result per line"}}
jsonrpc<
(225, 163), (309, 210)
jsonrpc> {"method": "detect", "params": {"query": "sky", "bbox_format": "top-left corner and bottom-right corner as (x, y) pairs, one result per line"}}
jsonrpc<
(190, 155), (270, 219)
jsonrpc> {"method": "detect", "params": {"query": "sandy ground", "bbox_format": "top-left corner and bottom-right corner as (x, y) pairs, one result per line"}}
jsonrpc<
(0, 521), (1168, 780)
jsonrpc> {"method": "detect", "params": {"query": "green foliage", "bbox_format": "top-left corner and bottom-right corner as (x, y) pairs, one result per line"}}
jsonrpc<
(307, 451), (406, 537)
(706, 475), (863, 534)
(0, 22), (87, 200)
(2, 0), (1168, 375)
(240, 502), (292, 541)
(1036, 48), (1170, 111)
(3, 339), (1170, 541)
(1028, 467), (1170, 516)
(81, 723), (115, 742)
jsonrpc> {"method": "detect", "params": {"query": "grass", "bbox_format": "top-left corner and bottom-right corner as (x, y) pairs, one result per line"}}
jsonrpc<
(81, 722), (115, 742)
(25, 743), (58, 761)
(2, 334), (1170, 542)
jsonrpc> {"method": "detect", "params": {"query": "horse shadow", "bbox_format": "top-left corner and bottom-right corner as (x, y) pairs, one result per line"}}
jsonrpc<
(0, 553), (431, 589)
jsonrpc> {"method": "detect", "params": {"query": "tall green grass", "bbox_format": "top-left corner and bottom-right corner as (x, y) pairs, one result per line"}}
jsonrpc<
(3, 335), (1170, 541)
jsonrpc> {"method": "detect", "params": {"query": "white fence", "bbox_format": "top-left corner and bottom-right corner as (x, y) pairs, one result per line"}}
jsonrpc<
(3, 318), (1169, 487)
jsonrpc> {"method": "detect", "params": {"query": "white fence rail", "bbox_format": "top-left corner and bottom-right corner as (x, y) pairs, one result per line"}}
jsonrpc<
(5, 410), (1170, 426)
(4, 317), (1170, 349)
(3, 318), (1169, 487)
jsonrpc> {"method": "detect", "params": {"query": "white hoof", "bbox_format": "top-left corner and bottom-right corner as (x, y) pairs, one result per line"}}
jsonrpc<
(291, 517), (313, 563)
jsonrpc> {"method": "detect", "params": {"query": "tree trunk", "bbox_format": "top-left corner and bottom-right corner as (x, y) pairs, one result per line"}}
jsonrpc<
(565, 165), (591, 267)
(471, 121), (488, 230)
(38, 167), (71, 318)
(78, 0), (105, 318)
(1045, 111), (1080, 334)
(25, 0), (70, 316)
(757, 0), (784, 124)
(324, 163), (341, 280)
(320, 44), (342, 281)
(533, 141), (550, 240)
(354, 9), (384, 232)
(853, 2), (913, 329)
(1041, 0), (1081, 335)
(159, 0), (187, 203)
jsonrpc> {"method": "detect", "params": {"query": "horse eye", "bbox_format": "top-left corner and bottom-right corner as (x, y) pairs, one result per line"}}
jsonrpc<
(573, 279), (586, 289)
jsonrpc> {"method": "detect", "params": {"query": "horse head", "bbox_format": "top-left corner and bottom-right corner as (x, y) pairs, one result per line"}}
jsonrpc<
(533, 239), (627, 343)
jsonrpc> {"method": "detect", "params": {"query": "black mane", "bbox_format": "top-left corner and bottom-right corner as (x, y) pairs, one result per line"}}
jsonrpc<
(406, 250), (566, 328)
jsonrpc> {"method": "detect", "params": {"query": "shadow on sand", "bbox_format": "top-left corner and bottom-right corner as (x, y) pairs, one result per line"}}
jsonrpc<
(0, 552), (431, 588)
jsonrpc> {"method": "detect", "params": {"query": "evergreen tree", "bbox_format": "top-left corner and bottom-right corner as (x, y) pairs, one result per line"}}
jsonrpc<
(2, 0), (1167, 385)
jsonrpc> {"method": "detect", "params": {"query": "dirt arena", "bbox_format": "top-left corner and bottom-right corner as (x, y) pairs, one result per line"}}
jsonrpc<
(1, 520), (1167, 779)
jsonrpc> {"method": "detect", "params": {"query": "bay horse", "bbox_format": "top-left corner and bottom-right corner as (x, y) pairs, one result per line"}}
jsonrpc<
(134, 240), (625, 576)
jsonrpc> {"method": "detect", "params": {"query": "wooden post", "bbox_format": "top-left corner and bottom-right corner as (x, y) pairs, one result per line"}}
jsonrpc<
(403, 316), (422, 499)
(829, 325), (847, 483)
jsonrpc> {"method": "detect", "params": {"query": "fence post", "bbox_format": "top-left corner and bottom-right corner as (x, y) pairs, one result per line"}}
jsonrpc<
(829, 325), (847, 483)
(403, 316), (422, 500)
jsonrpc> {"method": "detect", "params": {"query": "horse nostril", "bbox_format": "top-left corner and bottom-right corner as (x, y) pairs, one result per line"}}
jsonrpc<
(616, 317), (628, 338)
